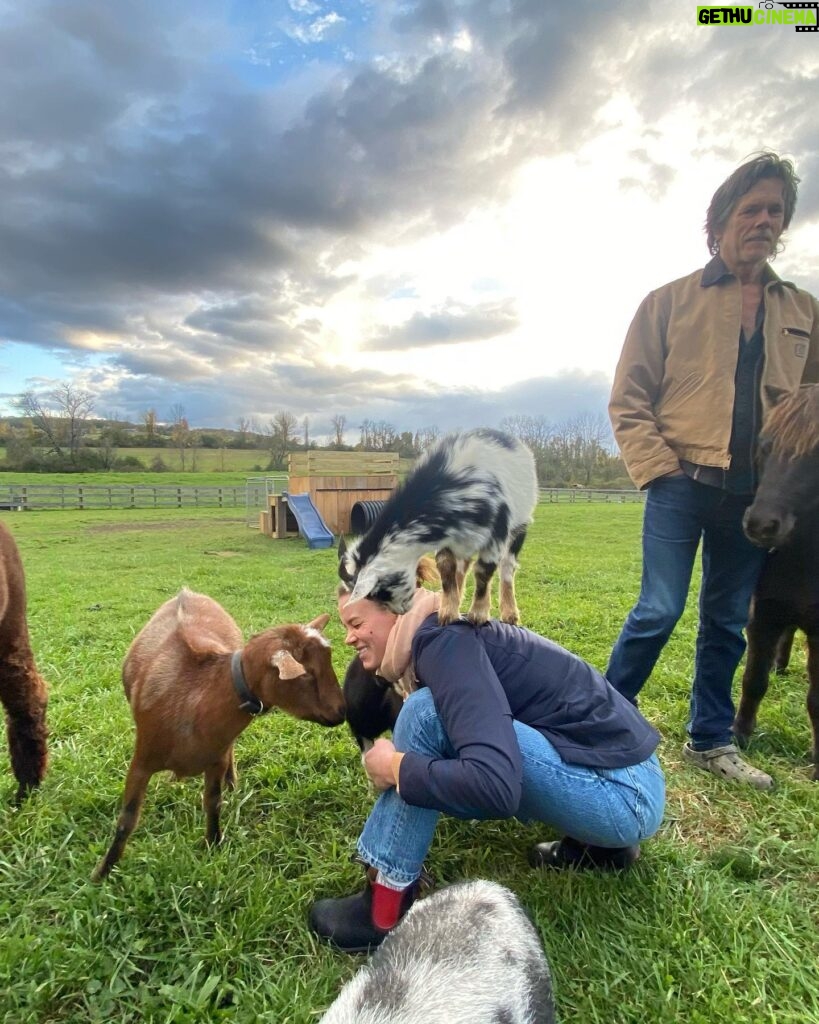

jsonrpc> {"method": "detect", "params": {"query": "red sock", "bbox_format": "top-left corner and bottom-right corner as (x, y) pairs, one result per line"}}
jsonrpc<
(371, 881), (407, 930)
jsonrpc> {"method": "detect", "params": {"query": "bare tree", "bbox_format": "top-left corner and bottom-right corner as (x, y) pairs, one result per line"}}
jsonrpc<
(18, 391), (64, 458)
(236, 416), (251, 448)
(331, 414), (346, 448)
(143, 408), (158, 440)
(55, 383), (95, 461)
(18, 383), (95, 463)
(267, 411), (298, 469)
(359, 419), (398, 451)
(413, 426), (440, 453)
(565, 412), (611, 486)
(170, 404), (190, 471)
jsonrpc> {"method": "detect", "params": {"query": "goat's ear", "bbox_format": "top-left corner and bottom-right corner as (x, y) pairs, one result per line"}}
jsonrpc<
(338, 536), (347, 559)
(272, 649), (306, 679)
(306, 613), (331, 633)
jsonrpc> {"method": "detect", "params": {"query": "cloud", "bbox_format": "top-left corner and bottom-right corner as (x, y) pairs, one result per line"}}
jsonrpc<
(365, 298), (518, 350)
(1, 0), (817, 436)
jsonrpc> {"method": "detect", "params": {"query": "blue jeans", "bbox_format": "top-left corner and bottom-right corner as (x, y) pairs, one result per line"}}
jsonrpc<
(606, 475), (766, 749)
(357, 689), (666, 886)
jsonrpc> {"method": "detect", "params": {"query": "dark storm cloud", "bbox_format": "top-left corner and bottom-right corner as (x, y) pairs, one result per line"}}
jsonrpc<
(6, 0), (650, 301)
(365, 298), (518, 350)
(183, 295), (309, 352)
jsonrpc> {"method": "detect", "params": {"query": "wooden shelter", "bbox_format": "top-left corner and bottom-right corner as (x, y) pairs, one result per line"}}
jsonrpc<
(284, 451), (398, 536)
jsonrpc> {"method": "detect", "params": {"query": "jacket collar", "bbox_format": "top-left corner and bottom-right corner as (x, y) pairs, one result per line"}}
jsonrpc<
(700, 253), (794, 291)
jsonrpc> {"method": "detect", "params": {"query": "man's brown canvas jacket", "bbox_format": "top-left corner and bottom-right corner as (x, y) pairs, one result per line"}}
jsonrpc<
(609, 259), (819, 489)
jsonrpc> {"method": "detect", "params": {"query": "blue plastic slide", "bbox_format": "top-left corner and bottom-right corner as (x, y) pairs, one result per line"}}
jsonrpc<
(284, 492), (335, 549)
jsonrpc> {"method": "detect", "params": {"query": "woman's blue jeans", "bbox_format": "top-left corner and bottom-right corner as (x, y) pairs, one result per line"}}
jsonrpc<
(357, 689), (666, 886)
(606, 475), (766, 750)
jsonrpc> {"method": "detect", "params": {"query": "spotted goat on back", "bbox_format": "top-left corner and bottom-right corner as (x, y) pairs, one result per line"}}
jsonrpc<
(338, 429), (538, 626)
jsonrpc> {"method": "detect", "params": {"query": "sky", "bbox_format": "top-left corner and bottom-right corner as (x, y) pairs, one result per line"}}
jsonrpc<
(1, 0), (818, 443)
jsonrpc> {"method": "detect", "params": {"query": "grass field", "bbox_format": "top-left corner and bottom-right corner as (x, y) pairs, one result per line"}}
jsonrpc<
(0, 504), (817, 1023)
(0, 448), (273, 475)
(0, 469), (284, 488)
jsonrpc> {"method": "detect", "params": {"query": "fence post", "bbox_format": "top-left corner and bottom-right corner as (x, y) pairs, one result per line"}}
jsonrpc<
(177, 487), (182, 507)
(78, 486), (84, 510)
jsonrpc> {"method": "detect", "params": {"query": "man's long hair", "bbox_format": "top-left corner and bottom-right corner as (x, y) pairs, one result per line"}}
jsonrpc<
(705, 151), (799, 256)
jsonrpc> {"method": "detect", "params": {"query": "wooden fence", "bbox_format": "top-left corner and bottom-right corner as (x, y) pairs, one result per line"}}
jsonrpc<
(541, 488), (645, 503)
(0, 483), (644, 514)
(0, 483), (253, 511)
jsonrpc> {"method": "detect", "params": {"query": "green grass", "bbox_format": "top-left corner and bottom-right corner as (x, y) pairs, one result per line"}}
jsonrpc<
(0, 448), (274, 474)
(0, 470), (284, 488)
(0, 505), (817, 1023)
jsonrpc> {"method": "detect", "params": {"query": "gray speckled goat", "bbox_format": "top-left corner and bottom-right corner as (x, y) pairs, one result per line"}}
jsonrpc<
(319, 880), (555, 1024)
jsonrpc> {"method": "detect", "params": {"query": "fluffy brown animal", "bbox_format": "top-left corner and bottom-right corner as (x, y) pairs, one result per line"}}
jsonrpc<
(0, 521), (48, 802)
(93, 588), (345, 880)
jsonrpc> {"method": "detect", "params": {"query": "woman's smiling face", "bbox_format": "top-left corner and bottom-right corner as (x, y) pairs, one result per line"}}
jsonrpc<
(338, 593), (398, 672)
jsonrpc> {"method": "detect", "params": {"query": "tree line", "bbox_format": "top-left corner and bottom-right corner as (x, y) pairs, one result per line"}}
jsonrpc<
(0, 384), (631, 487)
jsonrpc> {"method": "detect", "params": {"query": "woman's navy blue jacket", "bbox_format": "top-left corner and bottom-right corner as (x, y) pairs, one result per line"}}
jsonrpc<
(397, 615), (661, 820)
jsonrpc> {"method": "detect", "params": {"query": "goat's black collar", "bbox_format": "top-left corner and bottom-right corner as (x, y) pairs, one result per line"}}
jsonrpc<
(231, 650), (265, 716)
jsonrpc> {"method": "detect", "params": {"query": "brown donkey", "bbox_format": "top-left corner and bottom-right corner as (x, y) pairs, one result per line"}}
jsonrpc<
(735, 386), (819, 779)
(0, 521), (48, 802)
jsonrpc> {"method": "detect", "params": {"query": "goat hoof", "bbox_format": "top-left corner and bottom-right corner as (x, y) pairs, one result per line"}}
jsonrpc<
(466, 612), (489, 626)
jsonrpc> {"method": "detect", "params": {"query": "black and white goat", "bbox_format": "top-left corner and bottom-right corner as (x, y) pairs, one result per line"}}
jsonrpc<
(342, 655), (402, 753)
(338, 429), (538, 626)
(318, 879), (555, 1024)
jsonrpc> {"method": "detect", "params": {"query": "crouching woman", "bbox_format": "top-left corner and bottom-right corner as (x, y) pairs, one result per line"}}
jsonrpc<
(309, 587), (666, 953)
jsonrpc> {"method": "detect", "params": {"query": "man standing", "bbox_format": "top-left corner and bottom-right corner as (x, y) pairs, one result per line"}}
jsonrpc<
(607, 152), (819, 789)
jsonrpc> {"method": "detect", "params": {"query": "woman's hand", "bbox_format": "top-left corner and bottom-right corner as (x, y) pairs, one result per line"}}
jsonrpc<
(364, 738), (404, 791)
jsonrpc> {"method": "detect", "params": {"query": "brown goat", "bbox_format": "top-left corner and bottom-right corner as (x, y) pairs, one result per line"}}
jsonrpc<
(0, 521), (48, 802)
(93, 588), (346, 880)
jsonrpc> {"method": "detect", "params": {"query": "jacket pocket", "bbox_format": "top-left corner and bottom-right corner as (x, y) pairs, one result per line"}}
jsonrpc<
(781, 326), (810, 339)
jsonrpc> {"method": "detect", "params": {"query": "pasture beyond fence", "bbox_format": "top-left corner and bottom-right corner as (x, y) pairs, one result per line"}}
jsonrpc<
(0, 482), (645, 515)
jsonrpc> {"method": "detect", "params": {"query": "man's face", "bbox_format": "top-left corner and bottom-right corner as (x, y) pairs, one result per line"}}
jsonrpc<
(717, 178), (786, 275)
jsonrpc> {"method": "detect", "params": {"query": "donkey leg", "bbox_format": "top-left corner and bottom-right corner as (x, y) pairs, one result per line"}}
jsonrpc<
(204, 751), (232, 847)
(806, 636), (819, 781)
(92, 759), (152, 881)
(774, 625), (797, 674)
(2, 671), (49, 803)
(467, 558), (496, 626)
(733, 614), (781, 747)
(436, 548), (462, 626)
